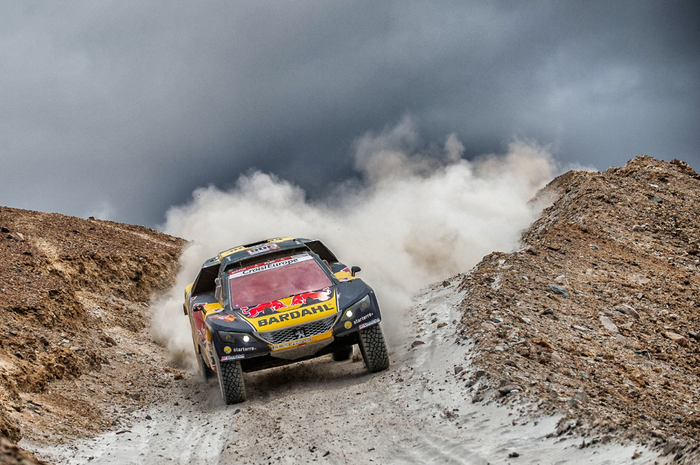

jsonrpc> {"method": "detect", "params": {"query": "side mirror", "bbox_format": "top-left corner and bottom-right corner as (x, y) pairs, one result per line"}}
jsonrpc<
(214, 278), (223, 305)
(192, 303), (206, 313)
(351, 266), (361, 277)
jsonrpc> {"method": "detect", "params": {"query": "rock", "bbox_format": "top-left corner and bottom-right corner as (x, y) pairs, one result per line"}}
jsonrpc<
(437, 322), (447, 328)
(662, 440), (680, 456)
(8, 232), (25, 241)
(613, 304), (640, 319)
(410, 340), (425, 348)
(574, 390), (589, 404)
(547, 284), (570, 297)
(508, 452), (520, 458)
(689, 331), (700, 342)
(599, 316), (619, 333)
(556, 419), (577, 436)
(522, 246), (538, 255)
(454, 366), (464, 375)
(498, 385), (522, 396)
(481, 322), (496, 332)
(663, 331), (688, 347)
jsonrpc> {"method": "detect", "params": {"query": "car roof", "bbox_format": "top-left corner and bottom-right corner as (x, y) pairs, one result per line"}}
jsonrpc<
(190, 237), (338, 296)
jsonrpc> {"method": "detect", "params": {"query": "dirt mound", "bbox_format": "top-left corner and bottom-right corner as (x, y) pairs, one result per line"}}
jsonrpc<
(457, 156), (700, 462)
(0, 437), (44, 465)
(0, 207), (185, 459)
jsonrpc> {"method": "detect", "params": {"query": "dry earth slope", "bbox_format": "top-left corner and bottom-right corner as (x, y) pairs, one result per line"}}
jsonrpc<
(0, 207), (185, 464)
(457, 155), (700, 462)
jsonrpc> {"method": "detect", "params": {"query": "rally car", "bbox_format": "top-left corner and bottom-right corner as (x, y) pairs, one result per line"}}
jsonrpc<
(183, 237), (390, 404)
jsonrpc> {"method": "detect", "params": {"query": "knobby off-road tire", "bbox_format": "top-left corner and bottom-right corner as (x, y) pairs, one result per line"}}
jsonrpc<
(332, 345), (353, 361)
(197, 349), (215, 381)
(358, 323), (390, 373)
(217, 360), (246, 405)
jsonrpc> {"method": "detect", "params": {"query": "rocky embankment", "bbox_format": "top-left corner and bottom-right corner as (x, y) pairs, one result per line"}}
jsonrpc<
(457, 156), (700, 463)
(0, 207), (185, 463)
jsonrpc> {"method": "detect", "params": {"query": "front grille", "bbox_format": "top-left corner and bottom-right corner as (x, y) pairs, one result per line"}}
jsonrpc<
(257, 315), (336, 345)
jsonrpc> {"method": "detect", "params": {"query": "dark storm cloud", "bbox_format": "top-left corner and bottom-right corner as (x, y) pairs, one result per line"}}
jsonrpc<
(1, 0), (698, 227)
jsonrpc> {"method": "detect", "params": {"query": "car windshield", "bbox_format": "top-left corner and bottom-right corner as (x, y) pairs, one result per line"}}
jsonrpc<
(228, 254), (332, 308)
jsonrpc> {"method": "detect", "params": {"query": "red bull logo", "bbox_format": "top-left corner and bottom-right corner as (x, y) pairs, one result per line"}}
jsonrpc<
(290, 287), (332, 306)
(240, 300), (287, 318)
(240, 288), (332, 318)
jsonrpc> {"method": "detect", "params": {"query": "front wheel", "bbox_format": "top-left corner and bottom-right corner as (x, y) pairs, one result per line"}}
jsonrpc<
(216, 359), (246, 405)
(197, 349), (215, 381)
(358, 323), (390, 373)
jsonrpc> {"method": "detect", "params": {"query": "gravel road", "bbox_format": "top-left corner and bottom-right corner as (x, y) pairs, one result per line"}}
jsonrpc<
(34, 281), (662, 465)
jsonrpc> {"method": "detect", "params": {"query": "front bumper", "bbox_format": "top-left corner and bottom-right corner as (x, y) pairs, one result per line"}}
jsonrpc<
(212, 292), (381, 366)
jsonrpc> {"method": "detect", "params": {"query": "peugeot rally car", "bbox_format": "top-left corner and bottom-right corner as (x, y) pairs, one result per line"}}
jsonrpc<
(183, 237), (390, 404)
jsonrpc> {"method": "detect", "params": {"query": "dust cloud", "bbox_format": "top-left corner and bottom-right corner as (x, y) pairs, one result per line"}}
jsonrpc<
(150, 118), (557, 366)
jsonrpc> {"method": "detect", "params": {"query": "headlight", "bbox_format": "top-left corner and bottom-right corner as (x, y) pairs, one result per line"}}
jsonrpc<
(219, 331), (249, 343)
(344, 294), (371, 319)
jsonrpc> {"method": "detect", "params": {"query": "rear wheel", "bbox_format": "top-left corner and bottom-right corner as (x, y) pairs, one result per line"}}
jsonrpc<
(217, 359), (246, 405)
(358, 323), (390, 373)
(196, 349), (215, 380)
(332, 345), (353, 361)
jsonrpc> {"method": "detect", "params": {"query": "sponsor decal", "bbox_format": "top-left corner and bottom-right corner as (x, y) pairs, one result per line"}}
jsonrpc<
(344, 321), (352, 330)
(290, 287), (331, 306)
(239, 287), (332, 319)
(240, 299), (286, 318)
(229, 254), (311, 279)
(221, 354), (244, 361)
(223, 346), (232, 354)
(257, 304), (333, 327)
(238, 291), (338, 331)
(353, 312), (375, 325)
(246, 243), (280, 256)
(359, 318), (380, 330)
(271, 336), (312, 351)
(210, 314), (236, 322)
(270, 330), (333, 351)
(232, 346), (256, 352)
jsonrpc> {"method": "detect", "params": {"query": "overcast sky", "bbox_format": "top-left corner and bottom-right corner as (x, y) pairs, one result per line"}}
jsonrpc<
(2, 0), (698, 228)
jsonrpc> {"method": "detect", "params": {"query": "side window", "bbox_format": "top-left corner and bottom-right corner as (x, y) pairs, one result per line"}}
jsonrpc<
(214, 278), (223, 305)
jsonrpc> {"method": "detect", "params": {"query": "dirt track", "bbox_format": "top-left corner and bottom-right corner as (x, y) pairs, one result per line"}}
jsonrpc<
(29, 282), (660, 464)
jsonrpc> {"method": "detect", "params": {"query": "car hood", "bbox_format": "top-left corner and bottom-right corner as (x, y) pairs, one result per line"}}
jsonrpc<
(206, 279), (374, 333)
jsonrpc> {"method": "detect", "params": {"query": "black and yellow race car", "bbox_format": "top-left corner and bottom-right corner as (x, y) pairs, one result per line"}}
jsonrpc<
(183, 237), (389, 404)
